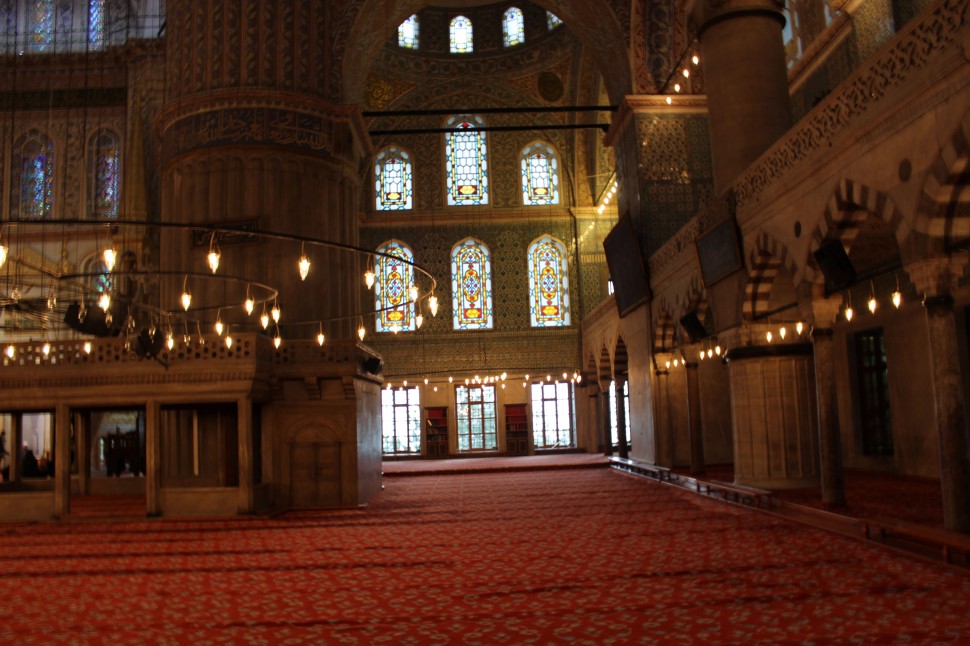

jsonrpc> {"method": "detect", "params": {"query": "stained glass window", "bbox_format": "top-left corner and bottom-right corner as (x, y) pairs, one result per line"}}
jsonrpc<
(88, 0), (106, 47)
(521, 142), (560, 206)
(374, 240), (416, 333)
(382, 387), (421, 455)
(449, 15), (472, 53)
(445, 115), (488, 206)
(28, 0), (55, 51)
(89, 130), (120, 218)
(528, 235), (570, 327)
(11, 131), (54, 221)
(547, 11), (563, 30)
(374, 147), (413, 211)
(503, 7), (524, 47)
(398, 14), (419, 49)
(456, 385), (497, 451)
(531, 382), (574, 449)
(451, 238), (493, 330)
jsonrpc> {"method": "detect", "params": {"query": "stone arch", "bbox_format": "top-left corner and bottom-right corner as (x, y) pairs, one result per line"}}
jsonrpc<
(586, 352), (598, 389)
(654, 303), (675, 352)
(805, 178), (908, 287)
(597, 344), (612, 391)
(743, 232), (798, 321)
(614, 335), (629, 381)
(340, 0), (632, 105)
(915, 108), (970, 252)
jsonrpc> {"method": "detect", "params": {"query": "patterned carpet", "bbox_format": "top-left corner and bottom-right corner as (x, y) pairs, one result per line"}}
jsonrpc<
(2, 468), (969, 643)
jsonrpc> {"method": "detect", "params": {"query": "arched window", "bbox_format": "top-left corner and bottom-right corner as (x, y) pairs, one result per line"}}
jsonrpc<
(398, 14), (419, 49)
(451, 238), (493, 330)
(449, 15), (472, 53)
(527, 235), (570, 327)
(374, 146), (413, 211)
(11, 130), (54, 220)
(28, 0), (56, 51)
(502, 7), (524, 47)
(88, 130), (120, 218)
(547, 11), (563, 30)
(521, 142), (560, 206)
(88, 0), (106, 47)
(374, 240), (415, 333)
(445, 115), (488, 206)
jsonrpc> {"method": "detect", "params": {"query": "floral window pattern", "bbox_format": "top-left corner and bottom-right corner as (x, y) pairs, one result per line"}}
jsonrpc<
(521, 142), (560, 206)
(374, 147), (413, 211)
(528, 235), (570, 327)
(374, 240), (415, 333)
(398, 14), (418, 49)
(89, 130), (120, 218)
(451, 238), (493, 330)
(445, 115), (488, 206)
(449, 15), (472, 53)
(11, 131), (54, 220)
(502, 7), (524, 47)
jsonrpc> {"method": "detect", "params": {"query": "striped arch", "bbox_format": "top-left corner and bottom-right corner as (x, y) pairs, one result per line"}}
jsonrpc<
(653, 305), (675, 352)
(586, 353), (599, 390)
(684, 275), (709, 328)
(916, 109), (970, 249)
(805, 178), (907, 285)
(744, 232), (798, 320)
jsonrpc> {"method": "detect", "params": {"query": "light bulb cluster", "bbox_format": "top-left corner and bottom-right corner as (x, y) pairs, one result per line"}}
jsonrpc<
(596, 179), (619, 215)
(764, 321), (805, 343)
(843, 283), (903, 322)
(382, 370), (586, 392)
(663, 48), (701, 105)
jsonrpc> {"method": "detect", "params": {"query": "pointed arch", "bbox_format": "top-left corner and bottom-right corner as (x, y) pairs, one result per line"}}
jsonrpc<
(916, 109), (970, 251)
(88, 128), (121, 218)
(397, 13), (419, 49)
(374, 145), (413, 211)
(654, 304), (675, 353)
(445, 115), (488, 206)
(520, 141), (561, 206)
(451, 237), (493, 330)
(527, 234), (570, 327)
(503, 6), (524, 47)
(374, 240), (415, 333)
(10, 129), (54, 220)
(597, 345), (612, 392)
(449, 14), (473, 53)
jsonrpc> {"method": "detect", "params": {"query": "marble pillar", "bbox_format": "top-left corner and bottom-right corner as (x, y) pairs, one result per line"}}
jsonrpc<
(695, 0), (791, 192)
(811, 296), (846, 506)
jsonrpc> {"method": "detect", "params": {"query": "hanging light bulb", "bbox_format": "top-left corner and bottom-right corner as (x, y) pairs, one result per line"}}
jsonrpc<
(271, 301), (281, 324)
(273, 332), (282, 349)
(715, 344), (722, 356)
(423, 378), (429, 385)
(409, 285), (419, 302)
(166, 332), (175, 350)
(244, 286), (254, 315)
(317, 323), (325, 347)
(766, 330), (773, 343)
(214, 310), (224, 336)
(672, 359), (679, 368)
(5, 345), (14, 359)
(699, 349), (705, 360)
(665, 96), (672, 105)
(103, 247), (117, 272)
(448, 376), (453, 383)
(98, 292), (111, 312)
(83, 341), (92, 354)
(845, 305), (854, 322)
(0, 243), (7, 268)
(358, 324), (366, 341)
(779, 326), (787, 340)
(206, 233), (220, 274)
(682, 68), (690, 78)
(364, 269), (376, 289)
(260, 307), (270, 330)
(428, 294), (439, 317)
(225, 334), (233, 349)
(892, 290), (902, 308)
(796, 321), (804, 335)
(196, 322), (205, 346)
(416, 312), (424, 329)
(179, 275), (191, 311)
(868, 296), (877, 314)
(692, 54), (700, 65)
(42, 342), (51, 357)
(298, 243), (310, 281)
(674, 83), (681, 93)
(707, 348), (713, 359)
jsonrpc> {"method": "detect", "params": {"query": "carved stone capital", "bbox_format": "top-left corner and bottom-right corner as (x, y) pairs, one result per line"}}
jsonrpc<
(906, 256), (965, 299)
(811, 296), (844, 329)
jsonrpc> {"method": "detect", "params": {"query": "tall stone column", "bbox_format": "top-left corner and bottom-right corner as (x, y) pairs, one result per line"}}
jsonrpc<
(695, 0), (791, 193)
(910, 259), (970, 532)
(54, 404), (71, 518)
(145, 400), (161, 516)
(237, 397), (254, 514)
(598, 389), (613, 456)
(685, 356), (705, 475)
(811, 297), (845, 507)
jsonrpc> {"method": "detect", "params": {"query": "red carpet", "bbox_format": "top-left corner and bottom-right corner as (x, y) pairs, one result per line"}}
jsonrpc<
(1, 468), (969, 643)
